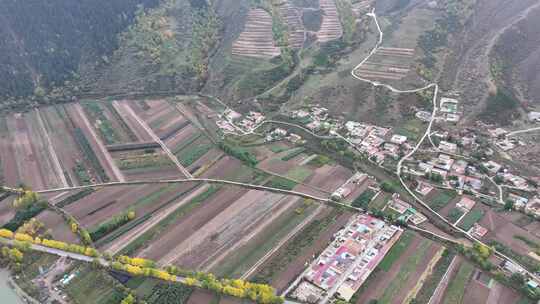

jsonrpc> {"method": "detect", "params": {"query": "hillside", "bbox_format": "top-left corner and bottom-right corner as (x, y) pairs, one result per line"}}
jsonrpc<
(490, 4), (540, 107)
(0, 0), (159, 99)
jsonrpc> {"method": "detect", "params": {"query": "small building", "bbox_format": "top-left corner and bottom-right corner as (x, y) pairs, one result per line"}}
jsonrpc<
(508, 193), (528, 210)
(332, 187), (352, 201)
(445, 113), (460, 122)
(416, 111), (432, 122)
(431, 168), (448, 179)
(503, 261), (526, 275)
(468, 223), (488, 238)
(438, 141), (457, 154)
(306, 120), (322, 131)
(224, 109), (242, 121)
(451, 159), (468, 175)
(388, 194), (410, 214)
(504, 174), (528, 188)
(456, 197), (476, 212)
(390, 135), (407, 145)
(489, 128), (508, 138)
(440, 97), (459, 113)
(288, 133), (303, 144)
(525, 197), (540, 218)
(483, 161), (502, 174)
(415, 182), (433, 196)
(528, 111), (540, 122)
(293, 110), (310, 119)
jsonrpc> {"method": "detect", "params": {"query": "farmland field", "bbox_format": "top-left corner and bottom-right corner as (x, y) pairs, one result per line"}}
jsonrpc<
(441, 262), (474, 304)
(251, 207), (353, 292)
(353, 231), (444, 304)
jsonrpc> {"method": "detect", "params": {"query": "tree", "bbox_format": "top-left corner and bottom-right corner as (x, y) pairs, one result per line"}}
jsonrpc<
(70, 222), (78, 233)
(13, 191), (39, 209)
(510, 273), (526, 286)
(0, 229), (14, 239)
(127, 211), (136, 220)
(504, 200), (514, 211)
(380, 181), (396, 193)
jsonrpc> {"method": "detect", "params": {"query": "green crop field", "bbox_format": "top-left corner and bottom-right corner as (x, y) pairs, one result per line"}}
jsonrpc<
(65, 265), (125, 304)
(378, 231), (415, 271)
(285, 166), (312, 182)
(430, 190), (456, 211)
(458, 209), (484, 231)
(379, 239), (433, 303)
(442, 262), (474, 304)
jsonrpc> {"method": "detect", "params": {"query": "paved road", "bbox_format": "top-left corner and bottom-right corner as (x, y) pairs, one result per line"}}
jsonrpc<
(428, 255), (459, 304)
(34, 177), (333, 203)
(507, 126), (540, 137)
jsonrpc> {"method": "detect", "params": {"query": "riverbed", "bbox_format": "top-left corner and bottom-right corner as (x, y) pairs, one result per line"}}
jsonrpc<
(0, 269), (24, 303)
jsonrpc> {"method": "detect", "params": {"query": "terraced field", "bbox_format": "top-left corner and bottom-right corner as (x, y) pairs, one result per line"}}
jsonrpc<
(356, 47), (415, 80)
(317, 0), (343, 42)
(231, 9), (281, 58)
(280, 1), (305, 49)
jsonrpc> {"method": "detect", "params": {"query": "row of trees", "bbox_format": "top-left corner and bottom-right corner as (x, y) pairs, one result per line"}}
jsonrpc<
(90, 210), (136, 241)
(185, 273), (283, 304)
(1, 246), (24, 263)
(0, 228), (283, 303)
(111, 255), (283, 303)
(120, 294), (136, 304)
(0, 229), (99, 258)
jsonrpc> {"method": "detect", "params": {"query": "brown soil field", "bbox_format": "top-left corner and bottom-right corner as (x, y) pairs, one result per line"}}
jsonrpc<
(64, 184), (180, 228)
(134, 99), (170, 119)
(260, 209), (354, 293)
(37, 210), (80, 244)
(64, 185), (145, 226)
(65, 103), (124, 182)
(257, 158), (292, 175)
(524, 221), (540, 239)
(304, 164), (352, 191)
(122, 167), (184, 181)
(202, 195), (301, 271)
(160, 189), (290, 269)
(6, 113), (48, 190)
(486, 280), (524, 304)
(138, 186), (247, 261)
(462, 270), (491, 304)
(354, 234), (442, 304)
(219, 295), (248, 304)
(187, 148), (223, 173)
(200, 156), (249, 181)
(0, 117), (21, 187)
(112, 101), (154, 142)
(39, 106), (89, 187)
(0, 196), (15, 226)
(462, 269), (524, 304)
(479, 206), (540, 256)
(186, 290), (218, 304)
(103, 183), (205, 254)
(438, 196), (461, 220)
(164, 124), (198, 152)
(25, 110), (67, 188)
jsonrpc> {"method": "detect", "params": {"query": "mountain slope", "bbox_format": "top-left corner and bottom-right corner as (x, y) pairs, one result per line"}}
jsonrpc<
(0, 0), (159, 98)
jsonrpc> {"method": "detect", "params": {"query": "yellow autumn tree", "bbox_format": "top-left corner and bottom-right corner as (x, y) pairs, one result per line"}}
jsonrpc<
(0, 229), (14, 239)
(14, 233), (33, 242)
